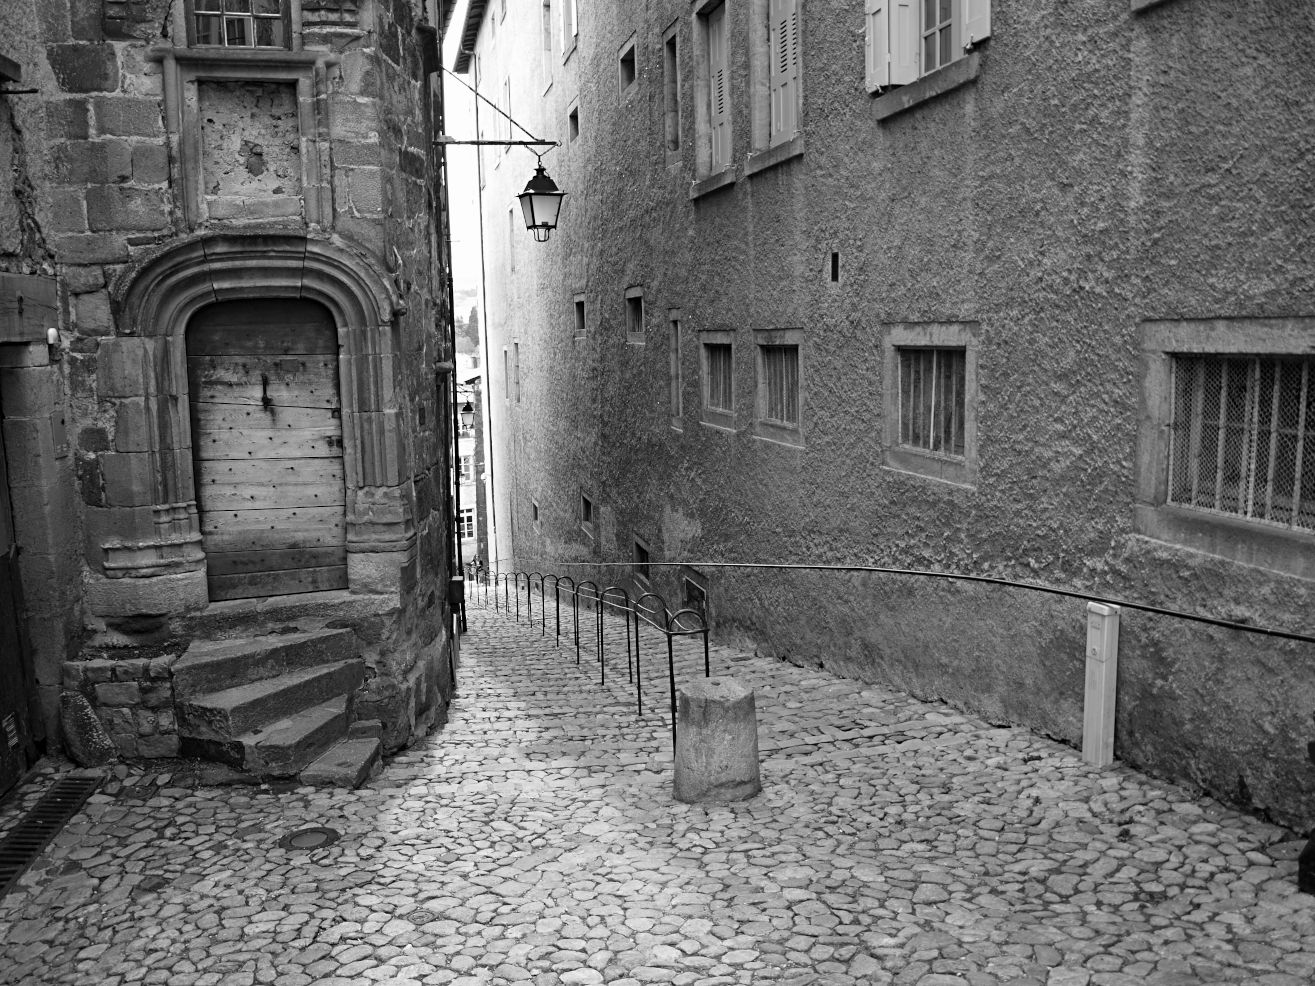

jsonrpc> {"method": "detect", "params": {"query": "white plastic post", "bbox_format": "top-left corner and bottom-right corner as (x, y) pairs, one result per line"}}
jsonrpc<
(1082, 602), (1120, 767)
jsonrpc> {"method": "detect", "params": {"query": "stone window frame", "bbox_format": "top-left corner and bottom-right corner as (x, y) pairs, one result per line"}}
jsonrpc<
(618, 32), (639, 96)
(573, 292), (588, 341)
(625, 286), (645, 346)
(752, 327), (804, 447)
(1136, 317), (1315, 581)
(700, 328), (736, 432)
(580, 491), (596, 539)
(881, 321), (980, 488)
(147, 44), (337, 230)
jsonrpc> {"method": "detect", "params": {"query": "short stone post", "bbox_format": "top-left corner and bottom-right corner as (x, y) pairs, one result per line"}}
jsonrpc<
(1082, 602), (1120, 768)
(673, 676), (761, 803)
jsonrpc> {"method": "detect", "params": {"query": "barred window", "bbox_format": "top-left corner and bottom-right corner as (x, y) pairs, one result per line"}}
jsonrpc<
(760, 344), (799, 425)
(898, 347), (966, 458)
(704, 343), (733, 412)
(1169, 355), (1314, 533)
(191, 0), (289, 48)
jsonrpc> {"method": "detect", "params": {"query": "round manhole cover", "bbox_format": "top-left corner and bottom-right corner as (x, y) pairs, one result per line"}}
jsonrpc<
(278, 827), (341, 850)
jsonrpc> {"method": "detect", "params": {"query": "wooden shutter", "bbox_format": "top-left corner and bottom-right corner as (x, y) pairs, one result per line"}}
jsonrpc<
(769, 0), (800, 145)
(865, 0), (915, 90)
(709, 4), (731, 170)
(864, 0), (887, 92)
(963, 0), (991, 50)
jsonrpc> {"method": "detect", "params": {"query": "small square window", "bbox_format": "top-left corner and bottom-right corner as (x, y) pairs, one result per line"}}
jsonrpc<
(633, 536), (651, 585)
(568, 103), (580, 141)
(619, 37), (637, 92)
(573, 294), (587, 339)
(882, 322), (979, 487)
(625, 287), (645, 345)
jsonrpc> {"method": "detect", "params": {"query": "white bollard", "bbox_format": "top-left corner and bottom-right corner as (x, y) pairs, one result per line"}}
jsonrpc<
(1082, 602), (1120, 767)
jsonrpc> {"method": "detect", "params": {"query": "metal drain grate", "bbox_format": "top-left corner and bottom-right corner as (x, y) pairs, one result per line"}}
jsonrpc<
(0, 776), (101, 900)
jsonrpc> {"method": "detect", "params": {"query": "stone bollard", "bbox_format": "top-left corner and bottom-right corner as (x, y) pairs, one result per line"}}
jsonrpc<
(673, 676), (761, 803)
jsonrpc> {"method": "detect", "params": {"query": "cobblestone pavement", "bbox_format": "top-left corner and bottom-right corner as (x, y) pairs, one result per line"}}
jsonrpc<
(2, 598), (1314, 986)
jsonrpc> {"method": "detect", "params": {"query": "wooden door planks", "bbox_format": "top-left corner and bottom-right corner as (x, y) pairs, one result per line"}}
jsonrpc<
(200, 505), (346, 552)
(207, 564), (349, 601)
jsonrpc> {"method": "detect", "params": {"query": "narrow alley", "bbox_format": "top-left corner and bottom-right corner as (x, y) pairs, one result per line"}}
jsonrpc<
(2, 597), (1312, 986)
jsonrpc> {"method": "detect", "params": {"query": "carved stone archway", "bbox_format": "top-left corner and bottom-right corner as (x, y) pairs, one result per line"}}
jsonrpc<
(89, 232), (413, 620)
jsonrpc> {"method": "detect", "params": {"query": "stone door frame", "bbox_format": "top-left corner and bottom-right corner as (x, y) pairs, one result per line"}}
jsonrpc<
(90, 232), (413, 621)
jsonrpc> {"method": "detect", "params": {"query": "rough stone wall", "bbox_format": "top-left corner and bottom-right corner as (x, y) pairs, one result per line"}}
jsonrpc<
(0, 0), (454, 758)
(476, 0), (1315, 828)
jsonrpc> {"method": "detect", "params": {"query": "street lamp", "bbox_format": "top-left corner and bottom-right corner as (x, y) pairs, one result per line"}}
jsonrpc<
(460, 400), (475, 430)
(517, 162), (566, 242)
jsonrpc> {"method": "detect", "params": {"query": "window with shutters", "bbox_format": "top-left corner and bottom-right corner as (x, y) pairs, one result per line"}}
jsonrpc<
(701, 330), (736, 431)
(882, 323), (979, 487)
(1136, 319), (1315, 580)
(753, 328), (803, 446)
(562, 0), (578, 59)
(865, 0), (990, 94)
(695, 1), (732, 180)
(188, 0), (290, 48)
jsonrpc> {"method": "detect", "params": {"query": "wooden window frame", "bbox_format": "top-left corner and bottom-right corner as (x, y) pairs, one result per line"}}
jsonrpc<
(753, 328), (803, 447)
(700, 329), (736, 431)
(882, 322), (979, 488)
(186, 0), (293, 50)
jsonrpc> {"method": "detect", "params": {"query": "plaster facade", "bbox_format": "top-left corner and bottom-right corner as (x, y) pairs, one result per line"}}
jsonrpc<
(463, 0), (1315, 828)
(0, 0), (459, 777)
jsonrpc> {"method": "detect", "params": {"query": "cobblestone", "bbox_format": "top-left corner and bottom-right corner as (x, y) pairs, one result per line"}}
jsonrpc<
(1, 600), (1314, 984)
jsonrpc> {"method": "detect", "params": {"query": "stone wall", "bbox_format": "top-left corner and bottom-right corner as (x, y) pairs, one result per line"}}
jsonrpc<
(472, 0), (1315, 829)
(0, 0), (456, 762)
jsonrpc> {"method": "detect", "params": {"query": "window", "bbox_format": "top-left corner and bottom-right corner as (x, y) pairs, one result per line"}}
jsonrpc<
(190, 0), (289, 48)
(1137, 319), (1315, 579)
(508, 208), (516, 270)
(459, 454), (474, 482)
(766, 0), (801, 148)
(681, 569), (708, 619)
(633, 537), (652, 585)
(574, 294), (587, 339)
(669, 315), (684, 428)
(580, 493), (595, 537)
(459, 507), (476, 540)
(701, 330), (735, 430)
(662, 27), (681, 156)
(882, 322), (978, 486)
(865, 0), (990, 92)
(541, 0), (554, 85)
(568, 103), (580, 141)
(698, 2), (731, 175)
(531, 500), (540, 523)
(625, 287), (645, 344)
(754, 329), (802, 445)
(562, 0), (578, 56)
(503, 348), (511, 403)
(513, 341), (521, 403)
(619, 37), (637, 92)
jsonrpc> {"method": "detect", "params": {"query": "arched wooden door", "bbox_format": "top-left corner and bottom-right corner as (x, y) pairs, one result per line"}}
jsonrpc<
(187, 299), (348, 601)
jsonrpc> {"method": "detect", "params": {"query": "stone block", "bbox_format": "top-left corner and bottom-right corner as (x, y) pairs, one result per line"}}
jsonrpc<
(46, 100), (91, 140)
(0, 342), (51, 369)
(155, 709), (176, 733)
(137, 733), (180, 758)
(135, 709), (159, 736)
(95, 680), (141, 707)
(36, 0), (72, 42)
(147, 657), (173, 679)
(347, 551), (405, 594)
(97, 706), (134, 735)
(100, 448), (192, 507)
(69, 0), (104, 41)
(673, 676), (762, 804)
(79, 659), (117, 685)
(329, 95), (381, 142)
(87, 185), (169, 232)
(131, 143), (169, 184)
(141, 682), (172, 708)
(61, 692), (117, 766)
(112, 658), (149, 681)
(347, 168), (383, 215)
(206, 196), (302, 221)
(53, 140), (132, 184)
(78, 426), (110, 453)
(84, 568), (208, 618)
(1, 418), (61, 489)
(333, 141), (382, 168)
(52, 233), (129, 264)
(0, 365), (60, 417)
(48, 194), (88, 234)
(46, 43), (119, 93)
(95, 336), (155, 397)
(112, 733), (137, 756)
(73, 289), (114, 335)
(64, 266), (106, 294)
(92, 95), (161, 137)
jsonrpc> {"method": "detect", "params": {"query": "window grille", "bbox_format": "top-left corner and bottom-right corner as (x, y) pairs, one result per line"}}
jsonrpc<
(1169, 355), (1314, 533)
(193, 0), (287, 48)
(761, 344), (799, 425)
(898, 347), (965, 458)
(705, 343), (733, 411)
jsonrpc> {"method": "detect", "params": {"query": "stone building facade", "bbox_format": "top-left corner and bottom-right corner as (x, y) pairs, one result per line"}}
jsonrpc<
(462, 0), (1315, 828)
(0, 0), (460, 790)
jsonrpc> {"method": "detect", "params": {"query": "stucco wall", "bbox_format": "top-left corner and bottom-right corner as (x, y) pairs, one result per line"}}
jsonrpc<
(472, 0), (1315, 829)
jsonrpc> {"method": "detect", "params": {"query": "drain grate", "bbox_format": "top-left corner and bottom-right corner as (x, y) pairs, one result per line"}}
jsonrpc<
(0, 776), (101, 900)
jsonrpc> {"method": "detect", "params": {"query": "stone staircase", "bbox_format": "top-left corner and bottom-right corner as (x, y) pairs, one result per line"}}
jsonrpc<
(173, 628), (381, 788)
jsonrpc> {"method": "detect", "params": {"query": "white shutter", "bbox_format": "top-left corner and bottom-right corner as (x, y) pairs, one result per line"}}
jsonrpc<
(891, 0), (917, 85)
(963, 0), (991, 51)
(864, 0), (887, 92)
(769, 0), (800, 143)
(709, 4), (731, 170)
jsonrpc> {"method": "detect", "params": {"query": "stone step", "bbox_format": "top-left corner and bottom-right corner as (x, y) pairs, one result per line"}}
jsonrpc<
(299, 736), (381, 789)
(176, 660), (364, 743)
(172, 628), (358, 699)
(177, 695), (350, 775)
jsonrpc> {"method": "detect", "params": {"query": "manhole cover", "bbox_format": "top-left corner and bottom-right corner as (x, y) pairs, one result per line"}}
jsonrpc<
(278, 826), (341, 850)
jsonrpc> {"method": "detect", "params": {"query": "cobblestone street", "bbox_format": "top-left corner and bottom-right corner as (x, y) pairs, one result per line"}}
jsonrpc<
(2, 598), (1314, 986)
